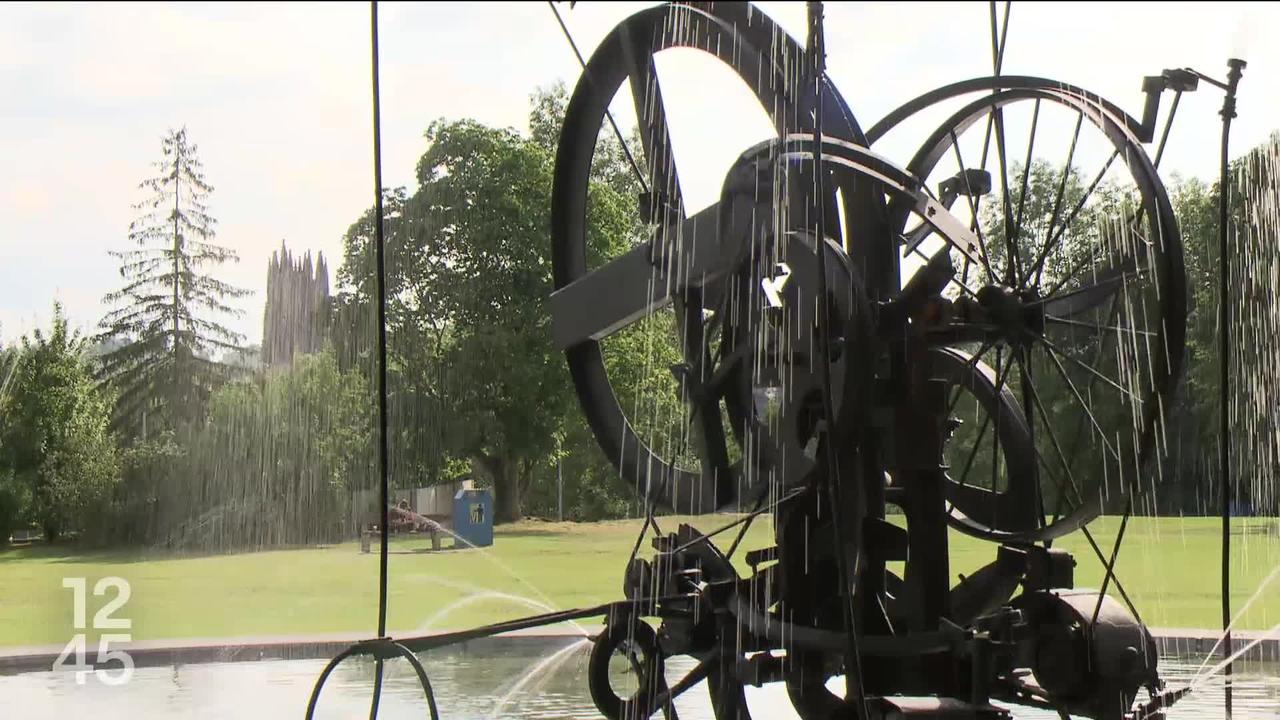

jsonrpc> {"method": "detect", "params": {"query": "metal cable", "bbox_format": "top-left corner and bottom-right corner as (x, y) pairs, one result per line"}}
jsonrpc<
(305, 7), (441, 717)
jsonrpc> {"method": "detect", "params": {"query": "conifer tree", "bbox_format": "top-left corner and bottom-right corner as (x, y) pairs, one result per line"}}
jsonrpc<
(97, 127), (249, 439)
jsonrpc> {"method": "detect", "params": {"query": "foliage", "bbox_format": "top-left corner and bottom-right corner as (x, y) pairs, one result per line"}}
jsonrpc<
(142, 350), (374, 551)
(334, 85), (663, 523)
(96, 127), (249, 440)
(0, 304), (119, 541)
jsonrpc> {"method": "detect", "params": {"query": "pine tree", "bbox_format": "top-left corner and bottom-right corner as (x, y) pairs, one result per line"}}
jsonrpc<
(97, 127), (249, 439)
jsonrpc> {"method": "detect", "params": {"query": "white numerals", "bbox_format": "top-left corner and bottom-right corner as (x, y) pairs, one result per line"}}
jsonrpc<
(54, 577), (134, 685)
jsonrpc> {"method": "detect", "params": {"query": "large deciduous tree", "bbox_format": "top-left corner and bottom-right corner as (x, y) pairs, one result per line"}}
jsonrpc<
(336, 84), (650, 523)
(97, 127), (249, 440)
(0, 304), (119, 541)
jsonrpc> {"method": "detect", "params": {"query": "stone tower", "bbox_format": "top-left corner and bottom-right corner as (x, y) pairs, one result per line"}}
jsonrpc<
(262, 241), (330, 368)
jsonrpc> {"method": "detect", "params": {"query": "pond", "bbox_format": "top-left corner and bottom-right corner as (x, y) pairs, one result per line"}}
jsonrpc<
(4, 637), (1278, 719)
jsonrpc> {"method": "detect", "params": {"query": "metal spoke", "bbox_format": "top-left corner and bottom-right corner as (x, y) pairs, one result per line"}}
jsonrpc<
(1036, 147), (1122, 284)
(1016, 364), (1145, 622)
(950, 351), (1016, 499)
(994, 107), (1019, 285)
(1039, 264), (1147, 317)
(1026, 110), (1084, 289)
(948, 129), (997, 282)
(1151, 91), (1183, 170)
(1044, 223), (1149, 302)
(1016, 345), (1045, 529)
(650, 653), (714, 709)
(1022, 352), (1086, 503)
(1039, 336), (1143, 405)
(1045, 314), (1155, 337)
(1013, 98), (1042, 253)
(1056, 292), (1125, 470)
(1040, 338), (1123, 464)
(1091, 500), (1135, 625)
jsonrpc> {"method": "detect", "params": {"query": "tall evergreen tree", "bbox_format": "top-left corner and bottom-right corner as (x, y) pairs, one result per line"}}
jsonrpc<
(97, 127), (249, 439)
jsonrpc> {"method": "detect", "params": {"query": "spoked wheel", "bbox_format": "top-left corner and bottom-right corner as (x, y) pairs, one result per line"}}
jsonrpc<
(872, 80), (1185, 543)
(550, 2), (869, 514)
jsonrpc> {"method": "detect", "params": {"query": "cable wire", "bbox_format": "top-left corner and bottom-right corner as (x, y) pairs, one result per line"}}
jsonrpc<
(369, 4), (397, 718)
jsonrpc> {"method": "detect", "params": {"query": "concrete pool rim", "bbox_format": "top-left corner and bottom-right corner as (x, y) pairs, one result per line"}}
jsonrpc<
(0, 626), (1275, 676)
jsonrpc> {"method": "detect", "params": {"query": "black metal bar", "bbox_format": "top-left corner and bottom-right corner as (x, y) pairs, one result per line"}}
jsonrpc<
(1152, 91), (1182, 170)
(1021, 387), (1145, 621)
(1217, 57), (1246, 720)
(948, 129), (996, 280)
(397, 601), (638, 653)
(369, 0), (390, 644)
(807, 4), (868, 716)
(550, 204), (720, 349)
(367, 9), (392, 714)
(1091, 500), (1134, 626)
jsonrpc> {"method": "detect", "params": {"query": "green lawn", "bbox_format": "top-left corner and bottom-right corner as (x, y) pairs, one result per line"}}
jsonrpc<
(0, 516), (1276, 647)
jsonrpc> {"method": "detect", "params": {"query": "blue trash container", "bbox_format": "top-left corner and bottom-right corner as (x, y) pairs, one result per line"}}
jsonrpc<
(452, 488), (494, 547)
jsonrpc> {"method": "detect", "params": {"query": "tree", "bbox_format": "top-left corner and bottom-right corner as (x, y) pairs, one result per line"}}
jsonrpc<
(97, 127), (249, 440)
(334, 83), (657, 523)
(160, 350), (373, 550)
(0, 303), (119, 541)
(0, 335), (26, 542)
(93, 349), (373, 550)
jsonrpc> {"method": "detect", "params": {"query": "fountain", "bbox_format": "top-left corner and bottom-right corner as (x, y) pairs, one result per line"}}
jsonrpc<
(302, 3), (1277, 719)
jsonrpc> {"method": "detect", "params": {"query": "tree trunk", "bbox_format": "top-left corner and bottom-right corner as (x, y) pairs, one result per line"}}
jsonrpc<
(474, 453), (522, 524)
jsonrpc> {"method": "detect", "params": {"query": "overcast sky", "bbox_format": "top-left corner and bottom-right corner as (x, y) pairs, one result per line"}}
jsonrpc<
(2, 1), (1276, 345)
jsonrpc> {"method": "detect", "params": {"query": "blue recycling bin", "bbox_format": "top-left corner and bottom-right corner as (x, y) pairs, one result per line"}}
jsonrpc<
(452, 488), (494, 547)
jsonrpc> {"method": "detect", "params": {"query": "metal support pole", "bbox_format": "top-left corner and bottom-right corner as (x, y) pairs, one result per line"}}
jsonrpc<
(1217, 56), (1245, 720)
(806, 4), (868, 717)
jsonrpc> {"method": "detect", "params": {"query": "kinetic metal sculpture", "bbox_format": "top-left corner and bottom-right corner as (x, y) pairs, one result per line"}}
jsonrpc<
(549, 3), (1201, 718)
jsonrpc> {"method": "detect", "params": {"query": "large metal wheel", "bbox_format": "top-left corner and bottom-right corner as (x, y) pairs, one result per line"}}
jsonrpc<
(871, 79), (1186, 543)
(550, 2), (868, 514)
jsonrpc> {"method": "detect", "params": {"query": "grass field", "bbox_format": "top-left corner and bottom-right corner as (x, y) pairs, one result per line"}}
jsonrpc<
(0, 516), (1277, 647)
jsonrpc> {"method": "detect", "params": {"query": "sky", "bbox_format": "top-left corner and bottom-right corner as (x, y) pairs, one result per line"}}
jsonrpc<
(1, 1), (1276, 345)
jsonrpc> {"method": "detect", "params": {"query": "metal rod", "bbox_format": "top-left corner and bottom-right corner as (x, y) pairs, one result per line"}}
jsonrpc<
(806, 4), (868, 717)
(369, 4), (391, 717)
(369, 0), (390, 644)
(1217, 56), (1246, 720)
